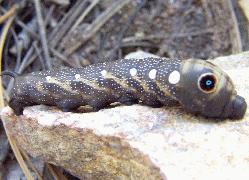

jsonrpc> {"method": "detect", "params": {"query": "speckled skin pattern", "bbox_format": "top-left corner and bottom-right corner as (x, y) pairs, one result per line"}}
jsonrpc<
(8, 57), (247, 119)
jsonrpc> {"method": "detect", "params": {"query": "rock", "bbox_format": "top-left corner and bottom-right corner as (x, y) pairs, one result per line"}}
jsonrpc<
(46, 0), (70, 6)
(124, 50), (159, 59)
(1, 51), (249, 180)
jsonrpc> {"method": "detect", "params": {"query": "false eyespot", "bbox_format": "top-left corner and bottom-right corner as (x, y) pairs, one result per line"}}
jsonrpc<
(198, 73), (217, 93)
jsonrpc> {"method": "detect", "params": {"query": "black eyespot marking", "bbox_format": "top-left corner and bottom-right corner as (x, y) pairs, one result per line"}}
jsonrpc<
(198, 73), (217, 93)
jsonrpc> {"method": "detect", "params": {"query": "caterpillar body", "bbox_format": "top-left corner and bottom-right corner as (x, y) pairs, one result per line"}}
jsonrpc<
(4, 57), (247, 119)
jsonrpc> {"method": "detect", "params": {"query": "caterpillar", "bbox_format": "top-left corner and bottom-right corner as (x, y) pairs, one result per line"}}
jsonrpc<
(2, 57), (247, 119)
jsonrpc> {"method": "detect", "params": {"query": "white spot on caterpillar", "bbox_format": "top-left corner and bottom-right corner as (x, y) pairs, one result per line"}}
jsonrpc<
(168, 70), (180, 84)
(101, 70), (107, 77)
(46, 76), (51, 81)
(149, 69), (157, 79)
(130, 68), (137, 76)
(75, 74), (80, 79)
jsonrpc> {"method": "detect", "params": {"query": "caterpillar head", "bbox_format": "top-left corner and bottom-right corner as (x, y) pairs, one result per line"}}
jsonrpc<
(175, 59), (247, 119)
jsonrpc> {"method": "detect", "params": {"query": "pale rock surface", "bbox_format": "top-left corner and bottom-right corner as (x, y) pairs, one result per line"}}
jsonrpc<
(47, 0), (70, 6)
(1, 51), (249, 180)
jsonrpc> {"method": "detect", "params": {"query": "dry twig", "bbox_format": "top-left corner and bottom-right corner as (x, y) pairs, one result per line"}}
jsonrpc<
(64, 0), (131, 56)
(71, 0), (100, 31)
(20, 149), (43, 180)
(108, 0), (147, 58)
(50, 0), (88, 48)
(0, 7), (40, 39)
(0, 5), (17, 24)
(46, 163), (68, 180)
(33, 0), (52, 69)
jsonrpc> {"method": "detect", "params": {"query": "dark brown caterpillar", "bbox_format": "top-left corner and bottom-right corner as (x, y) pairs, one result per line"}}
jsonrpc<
(3, 57), (247, 119)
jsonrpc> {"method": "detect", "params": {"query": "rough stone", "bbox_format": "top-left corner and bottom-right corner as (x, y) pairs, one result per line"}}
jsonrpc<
(1, 51), (249, 180)
(47, 0), (70, 6)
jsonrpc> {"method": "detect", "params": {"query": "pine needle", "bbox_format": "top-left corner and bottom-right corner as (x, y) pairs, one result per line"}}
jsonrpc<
(0, 5), (17, 24)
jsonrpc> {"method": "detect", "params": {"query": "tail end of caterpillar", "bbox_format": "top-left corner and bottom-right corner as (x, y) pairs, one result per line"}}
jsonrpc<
(0, 70), (19, 79)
